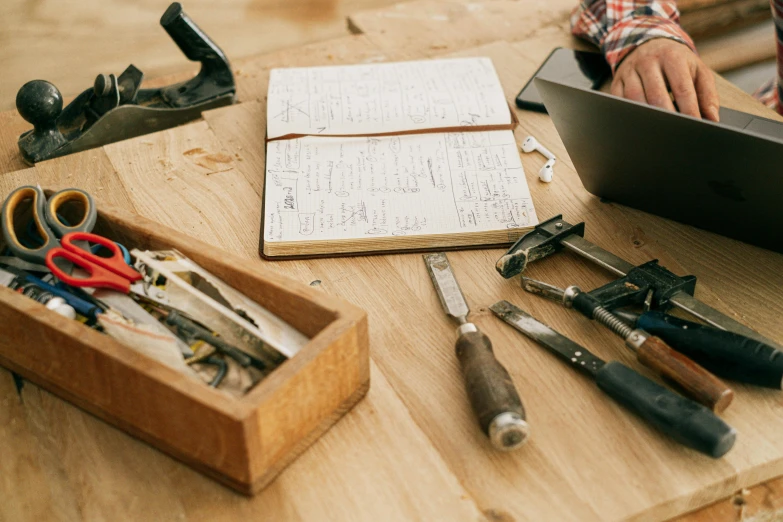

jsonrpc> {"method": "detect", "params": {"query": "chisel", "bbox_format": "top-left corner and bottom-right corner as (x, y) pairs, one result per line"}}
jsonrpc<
(521, 277), (734, 413)
(489, 300), (736, 458)
(423, 253), (529, 451)
(612, 310), (783, 389)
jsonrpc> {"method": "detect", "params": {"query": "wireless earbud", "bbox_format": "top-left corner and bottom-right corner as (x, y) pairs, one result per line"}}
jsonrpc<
(520, 135), (556, 183)
(539, 158), (555, 183)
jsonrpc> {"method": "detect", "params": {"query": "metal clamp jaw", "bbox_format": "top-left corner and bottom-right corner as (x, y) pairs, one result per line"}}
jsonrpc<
(495, 215), (585, 279)
(496, 215), (697, 311)
(16, 2), (236, 164)
(588, 260), (697, 311)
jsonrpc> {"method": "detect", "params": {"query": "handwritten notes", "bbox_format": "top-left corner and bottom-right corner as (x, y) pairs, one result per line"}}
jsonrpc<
(266, 58), (511, 139)
(263, 130), (537, 243)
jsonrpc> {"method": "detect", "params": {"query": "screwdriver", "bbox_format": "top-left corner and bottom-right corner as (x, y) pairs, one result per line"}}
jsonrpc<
(423, 253), (529, 451)
(522, 277), (734, 413)
(490, 301), (736, 458)
(613, 310), (783, 389)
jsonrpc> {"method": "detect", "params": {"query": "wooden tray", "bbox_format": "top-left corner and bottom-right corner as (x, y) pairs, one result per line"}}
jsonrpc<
(0, 204), (370, 495)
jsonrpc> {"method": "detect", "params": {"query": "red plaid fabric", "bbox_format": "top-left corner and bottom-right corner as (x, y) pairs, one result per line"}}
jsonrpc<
(571, 0), (783, 114)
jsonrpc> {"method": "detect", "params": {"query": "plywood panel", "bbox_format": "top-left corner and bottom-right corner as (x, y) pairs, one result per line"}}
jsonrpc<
(697, 20), (777, 73)
(347, 0), (576, 60)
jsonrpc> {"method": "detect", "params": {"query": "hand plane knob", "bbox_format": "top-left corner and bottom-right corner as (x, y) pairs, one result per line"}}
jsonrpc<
(16, 80), (67, 164)
(16, 80), (63, 132)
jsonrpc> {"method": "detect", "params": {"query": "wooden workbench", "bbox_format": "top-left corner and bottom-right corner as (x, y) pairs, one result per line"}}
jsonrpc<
(1, 1), (783, 520)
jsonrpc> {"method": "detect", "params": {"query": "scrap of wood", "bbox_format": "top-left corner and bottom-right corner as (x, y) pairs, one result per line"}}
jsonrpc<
(681, 0), (772, 38)
(697, 20), (777, 73)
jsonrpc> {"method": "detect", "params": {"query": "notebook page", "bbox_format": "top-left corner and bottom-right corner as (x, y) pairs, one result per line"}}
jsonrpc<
(266, 57), (511, 139)
(263, 130), (538, 243)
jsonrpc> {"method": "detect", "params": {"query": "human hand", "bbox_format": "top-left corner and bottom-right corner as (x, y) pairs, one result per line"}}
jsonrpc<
(611, 38), (719, 122)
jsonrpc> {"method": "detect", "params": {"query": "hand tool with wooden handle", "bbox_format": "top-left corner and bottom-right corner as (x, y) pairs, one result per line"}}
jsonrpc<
(490, 301), (737, 458)
(613, 310), (783, 389)
(423, 253), (529, 451)
(522, 277), (734, 413)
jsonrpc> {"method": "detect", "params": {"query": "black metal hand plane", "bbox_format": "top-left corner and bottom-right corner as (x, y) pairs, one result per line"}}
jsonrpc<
(15, 2), (236, 164)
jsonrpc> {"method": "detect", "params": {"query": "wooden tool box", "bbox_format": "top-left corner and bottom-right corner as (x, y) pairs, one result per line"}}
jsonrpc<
(0, 204), (369, 495)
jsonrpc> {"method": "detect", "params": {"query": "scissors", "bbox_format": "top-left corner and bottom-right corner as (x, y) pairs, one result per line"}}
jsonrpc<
(45, 232), (142, 293)
(1, 185), (96, 264)
(1, 185), (129, 266)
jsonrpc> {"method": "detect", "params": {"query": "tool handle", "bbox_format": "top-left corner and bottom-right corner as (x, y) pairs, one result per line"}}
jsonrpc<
(161, 3), (228, 69)
(455, 325), (529, 450)
(635, 335), (734, 413)
(596, 361), (736, 458)
(25, 275), (100, 320)
(637, 311), (783, 389)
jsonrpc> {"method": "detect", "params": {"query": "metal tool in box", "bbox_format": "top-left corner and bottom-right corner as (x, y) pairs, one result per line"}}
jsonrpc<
(131, 249), (307, 363)
(15, 2), (236, 164)
(423, 252), (528, 451)
(495, 215), (782, 351)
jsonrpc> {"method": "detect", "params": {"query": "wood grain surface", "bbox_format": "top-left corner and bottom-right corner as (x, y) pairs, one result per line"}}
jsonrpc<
(0, 0), (405, 111)
(680, 0), (772, 38)
(697, 20), (777, 73)
(1, 0), (783, 520)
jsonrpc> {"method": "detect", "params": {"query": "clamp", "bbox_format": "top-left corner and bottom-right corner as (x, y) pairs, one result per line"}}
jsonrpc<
(496, 215), (783, 351)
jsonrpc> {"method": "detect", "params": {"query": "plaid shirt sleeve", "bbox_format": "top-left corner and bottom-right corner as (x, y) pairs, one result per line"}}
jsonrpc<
(570, 0), (698, 73)
(759, 0), (783, 114)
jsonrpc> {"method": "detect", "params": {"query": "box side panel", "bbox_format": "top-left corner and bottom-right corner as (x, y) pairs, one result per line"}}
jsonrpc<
(0, 290), (252, 486)
(246, 314), (370, 485)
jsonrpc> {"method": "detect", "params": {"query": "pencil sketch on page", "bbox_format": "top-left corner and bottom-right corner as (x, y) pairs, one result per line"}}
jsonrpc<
(263, 130), (538, 243)
(266, 57), (512, 139)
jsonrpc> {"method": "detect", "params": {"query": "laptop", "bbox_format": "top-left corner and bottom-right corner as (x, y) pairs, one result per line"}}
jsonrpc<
(535, 77), (783, 253)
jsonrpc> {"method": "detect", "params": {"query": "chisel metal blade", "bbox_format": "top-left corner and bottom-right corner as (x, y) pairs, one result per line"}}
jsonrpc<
(490, 300), (604, 376)
(423, 252), (469, 322)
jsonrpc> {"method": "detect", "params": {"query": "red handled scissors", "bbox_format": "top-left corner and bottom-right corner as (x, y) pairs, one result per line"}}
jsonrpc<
(45, 231), (142, 293)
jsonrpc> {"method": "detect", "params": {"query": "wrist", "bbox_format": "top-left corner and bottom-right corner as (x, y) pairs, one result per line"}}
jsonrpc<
(603, 17), (697, 73)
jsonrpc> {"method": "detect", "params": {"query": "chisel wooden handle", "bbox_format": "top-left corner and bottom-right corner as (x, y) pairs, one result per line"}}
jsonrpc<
(596, 361), (736, 458)
(635, 335), (734, 413)
(455, 324), (529, 450)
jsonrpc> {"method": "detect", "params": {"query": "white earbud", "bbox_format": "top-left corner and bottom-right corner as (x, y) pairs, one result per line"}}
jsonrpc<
(539, 158), (555, 183)
(521, 135), (556, 183)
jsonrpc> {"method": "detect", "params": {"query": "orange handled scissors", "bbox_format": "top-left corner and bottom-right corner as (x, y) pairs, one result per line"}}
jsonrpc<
(45, 232), (143, 293)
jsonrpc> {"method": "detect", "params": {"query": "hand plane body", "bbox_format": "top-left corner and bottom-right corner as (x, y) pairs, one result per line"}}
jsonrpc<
(16, 3), (236, 164)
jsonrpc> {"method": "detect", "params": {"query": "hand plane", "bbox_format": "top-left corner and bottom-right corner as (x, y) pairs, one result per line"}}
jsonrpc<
(15, 2), (236, 164)
(496, 215), (783, 351)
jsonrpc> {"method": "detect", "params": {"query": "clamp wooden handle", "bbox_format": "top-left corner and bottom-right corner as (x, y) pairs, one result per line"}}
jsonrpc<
(636, 336), (734, 413)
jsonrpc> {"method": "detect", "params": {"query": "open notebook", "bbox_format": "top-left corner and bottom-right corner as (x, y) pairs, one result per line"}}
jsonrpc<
(260, 57), (539, 258)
